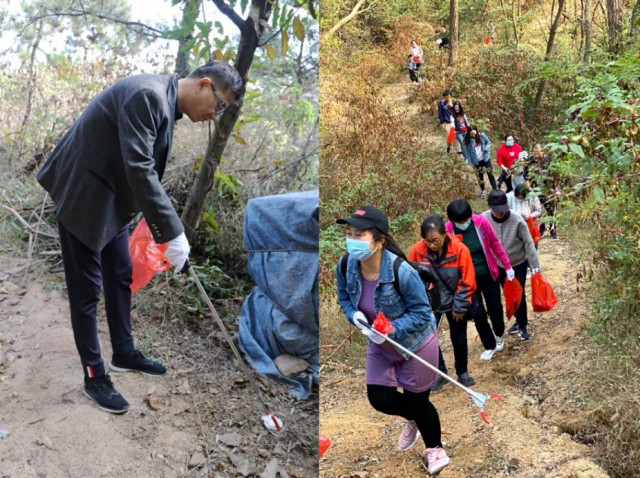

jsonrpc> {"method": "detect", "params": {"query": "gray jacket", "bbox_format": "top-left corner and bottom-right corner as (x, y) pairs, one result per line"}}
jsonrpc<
(37, 74), (183, 252)
(481, 210), (540, 269)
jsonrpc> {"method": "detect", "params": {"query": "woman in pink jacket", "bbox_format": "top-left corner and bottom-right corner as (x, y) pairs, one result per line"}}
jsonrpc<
(445, 199), (515, 362)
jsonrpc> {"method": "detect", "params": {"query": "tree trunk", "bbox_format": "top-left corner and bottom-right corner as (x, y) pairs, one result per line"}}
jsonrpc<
(448, 0), (458, 67)
(325, 0), (367, 38)
(511, 0), (520, 47)
(630, 0), (640, 40)
(606, 0), (622, 54)
(21, 20), (43, 129)
(181, 0), (272, 241)
(174, 0), (202, 78)
(533, 0), (566, 117)
(583, 0), (592, 62)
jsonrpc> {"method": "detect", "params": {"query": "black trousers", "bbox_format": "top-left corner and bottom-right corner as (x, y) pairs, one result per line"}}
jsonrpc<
(367, 385), (442, 448)
(499, 262), (529, 330)
(58, 220), (135, 379)
(472, 272), (505, 350)
(497, 171), (513, 192)
(436, 311), (469, 376)
(475, 162), (497, 191)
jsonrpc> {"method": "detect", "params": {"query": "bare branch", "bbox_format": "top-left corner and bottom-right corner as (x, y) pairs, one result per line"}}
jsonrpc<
(326, 0), (374, 39)
(210, 0), (248, 33)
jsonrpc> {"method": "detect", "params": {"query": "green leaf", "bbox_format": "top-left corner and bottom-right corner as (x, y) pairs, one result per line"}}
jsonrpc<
(272, 2), (280, 29)
(279, 4), (288, 27)
(281, 30), (289, 57)
(232, 133), (246, 145)
(215, 21), (224, 35)
(593, 186), (605, 203)
(212, 49), (224, 60)
(568, 143), (585, 159)
(293, 16), (305, 41)
(265, 44), (276, 61)
(240, 0), (248, 14)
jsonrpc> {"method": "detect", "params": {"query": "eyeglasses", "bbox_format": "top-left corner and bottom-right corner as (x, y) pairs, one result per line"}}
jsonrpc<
(210, 83), (228, 115)
(424, 237), (443, 246)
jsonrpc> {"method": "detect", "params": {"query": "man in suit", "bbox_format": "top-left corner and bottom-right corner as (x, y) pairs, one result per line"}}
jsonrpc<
(37, 61), (242, 414)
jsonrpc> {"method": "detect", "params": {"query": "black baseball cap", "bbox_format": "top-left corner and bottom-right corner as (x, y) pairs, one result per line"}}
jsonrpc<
(336, 205), (389, 233)
(488, 190), (509, 212)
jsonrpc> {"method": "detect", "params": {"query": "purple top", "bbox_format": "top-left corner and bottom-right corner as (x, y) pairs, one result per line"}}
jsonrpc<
(358, 278), (378, 324)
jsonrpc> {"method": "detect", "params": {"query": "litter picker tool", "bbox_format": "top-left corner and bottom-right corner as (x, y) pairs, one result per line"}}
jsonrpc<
(187, 264), (283, 432)
(357, 316), (504, 425)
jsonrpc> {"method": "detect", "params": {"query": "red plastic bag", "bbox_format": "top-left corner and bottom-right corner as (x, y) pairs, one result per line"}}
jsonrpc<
(531, 273), (558, 312)
(503, 278), (523, 319)
(484, 36), (490, 45)
(319, 435), (332, 458)
(526, 217), (542, 245)
(446, 126), (456, 144)
(373, 311), (393, 334)
(129, 219), (171, 293)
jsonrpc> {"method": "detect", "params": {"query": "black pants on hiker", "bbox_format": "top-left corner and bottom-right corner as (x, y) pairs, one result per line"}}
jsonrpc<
(367, 385), (442, 448)
(499, 261), (529, 331)
(497, 171), (513, 192)
(435, 311), (469, 376)
(539, 194), (557, 235)
(472, 272), (505, 350)
(58, 220), (135, 379)
(475, 161), (497, 191)
(408, 69), (418, 83)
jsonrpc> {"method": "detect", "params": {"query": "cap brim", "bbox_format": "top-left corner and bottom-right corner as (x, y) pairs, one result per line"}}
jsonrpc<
(490, 204), (510, 212)
(336, 217), (374, 230)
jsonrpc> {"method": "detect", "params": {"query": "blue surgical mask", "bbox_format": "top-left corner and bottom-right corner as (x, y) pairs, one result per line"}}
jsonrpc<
(346, 238), (375, 261)
(506, 140), (514, 147)
(455, 220), (472, 230)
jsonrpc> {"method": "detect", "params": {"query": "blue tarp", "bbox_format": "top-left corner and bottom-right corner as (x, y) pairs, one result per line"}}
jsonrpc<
(238, 190), (319, 400)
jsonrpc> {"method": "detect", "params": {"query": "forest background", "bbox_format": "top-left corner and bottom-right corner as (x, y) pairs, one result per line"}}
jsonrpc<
(320, 0), (640, 476)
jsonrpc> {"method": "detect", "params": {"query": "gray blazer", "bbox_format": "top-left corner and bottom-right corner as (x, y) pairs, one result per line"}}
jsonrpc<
(37, 74), (184, 252)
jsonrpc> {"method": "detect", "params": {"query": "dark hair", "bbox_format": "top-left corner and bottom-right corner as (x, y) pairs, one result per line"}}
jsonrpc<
(371, 229), (408, 261)
(515, 183), (529, 198)
(453, 102), (465, 115)
(504, 132), (515, 142)
(464, 124), (482, 145)
(442, 89), (451, 97)
(446, 200), (473, 222)
(189, 61), (243, 95)
(408, 54), (413, 58)
(420, 215), (446, 238)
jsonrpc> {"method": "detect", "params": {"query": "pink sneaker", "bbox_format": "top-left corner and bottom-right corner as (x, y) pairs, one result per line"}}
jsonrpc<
(397, 420), (420, 451)
(422, 447), (450, 475)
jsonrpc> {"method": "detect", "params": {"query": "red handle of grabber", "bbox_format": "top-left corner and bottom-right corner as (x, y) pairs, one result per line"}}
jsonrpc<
(266, 411), (282, 431)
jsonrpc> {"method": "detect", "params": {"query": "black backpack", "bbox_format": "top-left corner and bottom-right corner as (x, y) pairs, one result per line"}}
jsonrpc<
(339, 253), (403, 295)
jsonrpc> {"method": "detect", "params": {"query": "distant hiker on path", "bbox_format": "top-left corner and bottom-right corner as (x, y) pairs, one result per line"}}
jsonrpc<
(409, 40), (425, 82)
(434, 26), (449, 49)
(496, 133), (524, 192)
(527, 143), (558, 239)
(406, 55), (419, 84)
(451, 102), (471, 158)
(437, 90), (457, 153)
(336, 206), (451, 475)
(36, 61), (242, 414)
(445, 199), (515, 363)
(463, 125), (497, 197)
(408, 215), (477, 391)
(483, 190), (540, 341)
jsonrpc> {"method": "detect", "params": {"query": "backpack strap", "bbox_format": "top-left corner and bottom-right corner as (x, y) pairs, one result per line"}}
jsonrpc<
(340, 252), (403, 295)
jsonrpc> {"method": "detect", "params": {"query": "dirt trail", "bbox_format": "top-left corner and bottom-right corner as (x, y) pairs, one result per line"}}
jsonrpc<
(0, 255), (317, 477)
(319, 82), (608, 477)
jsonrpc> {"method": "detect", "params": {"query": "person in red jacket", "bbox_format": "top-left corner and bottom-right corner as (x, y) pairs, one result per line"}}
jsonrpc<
(408, 215), (477, 388)
(496, 133), (523, 192)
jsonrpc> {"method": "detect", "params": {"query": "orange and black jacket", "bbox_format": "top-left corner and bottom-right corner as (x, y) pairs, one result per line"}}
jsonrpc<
(407, 233), (477, 314)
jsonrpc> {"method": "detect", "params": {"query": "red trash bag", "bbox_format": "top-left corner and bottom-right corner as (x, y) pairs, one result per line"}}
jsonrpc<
(373, 311), (393, 334)
(129, 219), (171, 293)
(503, 278), (523, 319)
(526, 217), (542, 245)
(447, 126), (456, 144)
(531, 273), (558, 312)
(319, 435), (332, 458)
(484, 36), (490, 45)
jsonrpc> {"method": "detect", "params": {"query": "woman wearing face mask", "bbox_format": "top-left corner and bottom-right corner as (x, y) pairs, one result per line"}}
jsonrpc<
(483, 190), (541, 341)
(407, 215), (477, 390)
(336, 206), (450, 475)
(496, 133), (523, 192)
(445, 200), (515, 365)
(463, 125), (496, 196)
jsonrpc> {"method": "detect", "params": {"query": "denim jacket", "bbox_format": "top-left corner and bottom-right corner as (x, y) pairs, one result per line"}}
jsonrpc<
(463, 132), (491, 166)
(336, 249), (437, 356)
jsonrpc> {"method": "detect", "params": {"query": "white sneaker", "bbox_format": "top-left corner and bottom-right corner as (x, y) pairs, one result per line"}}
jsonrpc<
(480, 348), (496, 361)
(494, 335), (505, 352)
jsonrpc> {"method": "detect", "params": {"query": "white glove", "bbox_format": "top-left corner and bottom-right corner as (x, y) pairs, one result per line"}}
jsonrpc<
(506, 268), (515, 281)
(352, 311), (369, 330)
(362, 327), (386, 344)
(164, 232), (190, 272)
(531, 267), (540, 275)
(518, 151), (529, 161)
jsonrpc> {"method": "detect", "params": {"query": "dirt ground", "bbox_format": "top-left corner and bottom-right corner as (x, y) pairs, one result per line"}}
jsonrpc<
(0, 255), (318, 477)
(319, 81), (611, 477)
